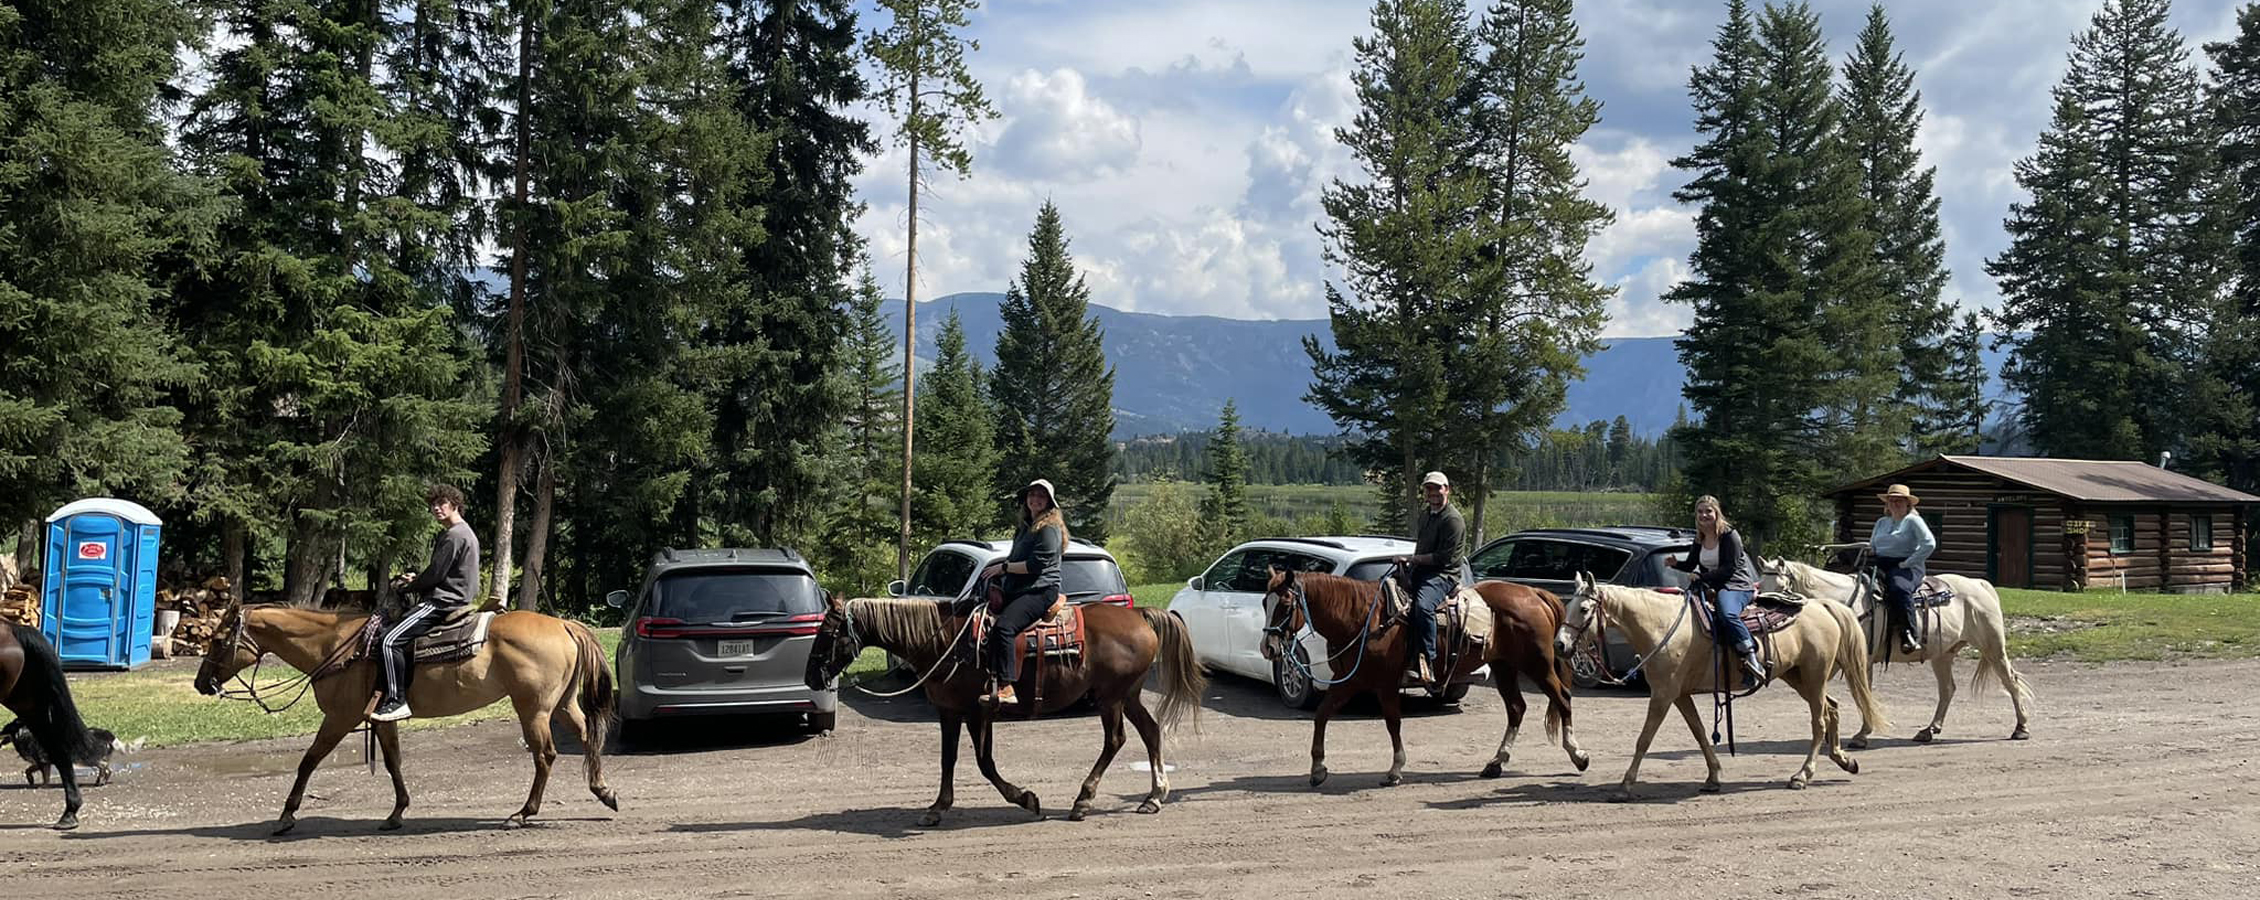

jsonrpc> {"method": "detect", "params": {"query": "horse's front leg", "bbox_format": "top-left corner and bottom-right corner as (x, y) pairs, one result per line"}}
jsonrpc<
(970, 712), (1041, 818)
(1308, 687), (1350, 787)
(1918, 653), (1957, 742)
(1069, 701), (1129, 821)
(33, 726), (83, 830)
(920, 713), (963, 827)
(1614, 692), (1678, 802)
(1378, 690), (1407, 786)
(276, 713), (361, 835)
(1672, 694), (1724, 793)
(375, 721), (410, 830)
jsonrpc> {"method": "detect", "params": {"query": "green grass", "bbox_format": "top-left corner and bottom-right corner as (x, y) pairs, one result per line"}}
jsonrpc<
(1997, 587), (2260, 662)
(1129, 582), (1182, 609)
(66, 627), (892, 749)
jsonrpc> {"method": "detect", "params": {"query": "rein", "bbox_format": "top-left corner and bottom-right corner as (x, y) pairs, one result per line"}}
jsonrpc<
(1562, 585), (1692, 687)
(828, 597), (980, 699)
(1266, 574), (1386, 687)
(212, 611), (364, 715)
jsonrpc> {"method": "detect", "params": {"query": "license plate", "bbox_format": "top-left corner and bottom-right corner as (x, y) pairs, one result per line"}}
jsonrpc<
(717, 639), (759, 658)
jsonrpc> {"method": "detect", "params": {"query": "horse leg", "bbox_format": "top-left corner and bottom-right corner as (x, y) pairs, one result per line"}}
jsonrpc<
(1671, 694), (1724, 794)
(1542, 659), (1591, 772)
(1845, 660), (1877, 750)
(375, 721), (410, 830)
(275, 714), (359, 835)
(32, 723), (83, 830)
(1786, 673), (1829, 789)
(551, 692), (618, 810)
(1916, 652), (1956, 743)
(1308, 687), (1350, 787)
(920, 713), (963, 827)
(1614, 693), (1677, 802)
(1378, 689), (1407, 786)
(1482, 673), (1526, 779)
(1124, 695), (1167, 813)
(1823, 695), (1857, 774)
(1068, 701), (1128, 821)
(504, 694), (558, 829)
(971, 711), (1041, 818)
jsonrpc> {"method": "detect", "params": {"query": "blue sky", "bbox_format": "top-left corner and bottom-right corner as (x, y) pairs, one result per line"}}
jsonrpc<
(847, 0), (2245, 336)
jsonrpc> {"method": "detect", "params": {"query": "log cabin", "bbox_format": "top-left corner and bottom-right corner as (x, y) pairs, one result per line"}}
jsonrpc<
(1825, 456), (2256, 594)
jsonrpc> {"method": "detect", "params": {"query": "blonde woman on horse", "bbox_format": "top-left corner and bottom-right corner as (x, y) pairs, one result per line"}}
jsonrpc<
(1664, 495), (1766, 687)
(978, 478), (1068, 706)
(1871, 484), (1936, 654)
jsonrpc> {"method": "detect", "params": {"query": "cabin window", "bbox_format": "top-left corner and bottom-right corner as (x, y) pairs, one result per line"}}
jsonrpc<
(2109, 516), (2135, 554)
(2190, 514), (2214, 552)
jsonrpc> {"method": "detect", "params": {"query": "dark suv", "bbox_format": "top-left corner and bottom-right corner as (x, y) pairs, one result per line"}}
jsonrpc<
(607, 548), (837, 739)
(1468, 526), (1697, 687)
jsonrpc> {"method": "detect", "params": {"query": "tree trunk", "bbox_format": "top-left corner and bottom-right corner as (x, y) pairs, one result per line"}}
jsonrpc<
(491, 10), (538, 607)
(223, 522), (247, 605)
(515, 453), (556, 612)
(1471, 456), (1489, 545)
(14, 518), (38, 584)
(283, 513), (334, 607)
(897, 82), (922, 582)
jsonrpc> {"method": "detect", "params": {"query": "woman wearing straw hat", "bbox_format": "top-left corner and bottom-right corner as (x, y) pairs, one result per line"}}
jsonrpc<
(1870, 484), (1936, 654)
(977, 478), (1069, 706)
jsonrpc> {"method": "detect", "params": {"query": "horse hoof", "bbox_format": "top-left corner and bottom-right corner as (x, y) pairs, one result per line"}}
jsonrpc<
(1913, 728), (1935, 744)
(1846, 758), (1861, 775)
(1572, 752), (1592, 773)
(1137, 800), (1161, 815)
(1380, 773), (1403, 787)
(2010, 727), (2030, 741)
(1310, 768), (1329, 787)
(917, 811), (943, 827)
(1700, 781), (1721, 794)
(502, 815), (527, 830)
(1019, 792), (1043, 818)
(1066, 806), (1088, 822)
(1787, 778), (1809, 791)
(1480, 761), (1503, 779)
(597, 789), (620, 811)
(272, 817), (296, 836)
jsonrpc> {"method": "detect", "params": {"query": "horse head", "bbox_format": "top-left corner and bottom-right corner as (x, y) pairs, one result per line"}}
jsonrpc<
(1755, 555), (1794, 593)
(1257, 565), (1305, 662)
(194, 602), (259, 696)
(803, 591), (858, 692)
(1554, 571), (1603, 657)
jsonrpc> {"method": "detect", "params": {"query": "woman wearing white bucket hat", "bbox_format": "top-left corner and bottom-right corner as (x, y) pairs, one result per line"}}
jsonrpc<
(977, 479), (1069, 705)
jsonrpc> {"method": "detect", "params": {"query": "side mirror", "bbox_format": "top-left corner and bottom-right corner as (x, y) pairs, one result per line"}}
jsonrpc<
(605, 589), (629, 609)
(1186, 575), (1204, 591)
(886, 579), (906, 597)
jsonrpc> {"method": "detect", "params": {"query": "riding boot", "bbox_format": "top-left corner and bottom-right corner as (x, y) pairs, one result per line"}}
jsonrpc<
(1413, 653), (1438, 688)
(1898, 624), (1923, 655)
(1738, 646), (1766, 687)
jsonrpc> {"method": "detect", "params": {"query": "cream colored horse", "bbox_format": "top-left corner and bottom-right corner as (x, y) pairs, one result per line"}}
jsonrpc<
(1758, 557), (2032, 746)
(1554, 574), (1888, 800)
(194, 605), (618, 834)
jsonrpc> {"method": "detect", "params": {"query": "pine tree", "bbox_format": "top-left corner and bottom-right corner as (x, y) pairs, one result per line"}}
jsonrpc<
(2199, 4), (2260, 492)
(990, 202), (1118, 541)
(1457, 0), (1613, 541)
(0, 0), (213, 528)
(1606, 416), (1632, 484)
(1306, 0), (1486, 529)
(1917, 312), (1992, 456)
(1988, 0), (2223, 461)
(914, 311), (997, 543)
(1841, 4), (1957, 456)
(1201, 400), (1252, 543)
(865, 0), (998, 577)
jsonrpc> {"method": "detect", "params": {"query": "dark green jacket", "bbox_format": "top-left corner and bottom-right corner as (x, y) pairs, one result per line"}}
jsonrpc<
(1411, 503), (1465, 581)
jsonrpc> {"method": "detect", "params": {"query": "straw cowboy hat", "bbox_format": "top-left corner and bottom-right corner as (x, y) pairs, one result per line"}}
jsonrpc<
(1877, 483), (1921, 506)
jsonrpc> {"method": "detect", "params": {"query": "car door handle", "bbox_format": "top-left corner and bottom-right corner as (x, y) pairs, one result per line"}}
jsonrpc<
(722, 665), (746, 673)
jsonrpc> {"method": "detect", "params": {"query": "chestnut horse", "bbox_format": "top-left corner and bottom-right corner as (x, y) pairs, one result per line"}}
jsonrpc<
(803, 597), (1204, 824)
(1257, 568), (1589, 787)
(194, 603), (618, 833)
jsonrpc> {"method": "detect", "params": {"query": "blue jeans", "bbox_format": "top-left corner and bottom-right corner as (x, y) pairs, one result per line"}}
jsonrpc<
(1712, 588), (1756, 655)
(1410, 575), (1451, 663)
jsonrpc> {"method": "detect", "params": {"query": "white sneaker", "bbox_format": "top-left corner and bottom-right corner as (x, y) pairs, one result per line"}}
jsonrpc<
(369, 700), (413, 722)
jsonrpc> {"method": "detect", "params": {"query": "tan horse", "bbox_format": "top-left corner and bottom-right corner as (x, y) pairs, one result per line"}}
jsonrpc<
(194, 604), (618, 834)
(1758, 557), (2033, 745)
(1554, 573), (1888, 800)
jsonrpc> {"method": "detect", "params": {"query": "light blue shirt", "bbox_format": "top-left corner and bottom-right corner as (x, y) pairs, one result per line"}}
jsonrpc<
(1870, 514), (1936, 568)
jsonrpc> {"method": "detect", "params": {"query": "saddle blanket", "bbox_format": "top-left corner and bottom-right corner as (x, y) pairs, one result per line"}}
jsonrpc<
(352, 609), (497, 667)
(972, 604), (1087, 681)
(1692, 591), (1805, 638)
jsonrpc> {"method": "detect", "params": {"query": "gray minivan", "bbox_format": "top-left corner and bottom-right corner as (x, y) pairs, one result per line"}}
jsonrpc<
(608, 548), (838, 739)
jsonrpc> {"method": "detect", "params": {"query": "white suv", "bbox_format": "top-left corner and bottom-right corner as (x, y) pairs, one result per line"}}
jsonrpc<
(890, 538), (1133, 607)
(1167, 536), (1479, 710)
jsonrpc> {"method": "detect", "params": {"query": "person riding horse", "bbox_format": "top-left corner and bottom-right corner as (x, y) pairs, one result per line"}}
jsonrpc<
(1664, 495), (1766, 687)
(978, 478), (1068, 707)
(1870, 483), (1935, 654)
(1391, 471), (1464, 689)
(371, 484), (482, 723)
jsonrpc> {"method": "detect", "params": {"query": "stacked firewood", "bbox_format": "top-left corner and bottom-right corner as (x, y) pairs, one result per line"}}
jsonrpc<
(1, 584), (38, 629)
(157, 576), (235, 657)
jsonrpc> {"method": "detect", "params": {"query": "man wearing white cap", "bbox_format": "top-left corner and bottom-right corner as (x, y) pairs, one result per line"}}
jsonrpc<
(1393, 471), (1464, 687)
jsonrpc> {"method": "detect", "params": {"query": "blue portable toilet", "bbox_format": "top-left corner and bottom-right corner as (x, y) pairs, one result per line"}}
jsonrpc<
(41, 498), (163, 669)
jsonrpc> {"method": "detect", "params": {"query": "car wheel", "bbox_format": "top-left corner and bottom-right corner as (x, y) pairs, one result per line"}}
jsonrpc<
(1435, 681), (1471, 704)
(1568, 645), (1603, 689)
(808, 711), (837, 734)
(1274, 646), (1324, 711)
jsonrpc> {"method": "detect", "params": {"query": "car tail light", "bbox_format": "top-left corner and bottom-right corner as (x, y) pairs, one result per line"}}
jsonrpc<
(635, 617), (687, 639)
(1099, 593), (1134, 607)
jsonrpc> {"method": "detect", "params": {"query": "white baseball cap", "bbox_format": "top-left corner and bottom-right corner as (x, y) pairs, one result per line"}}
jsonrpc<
(1421, 471), (1450, 488)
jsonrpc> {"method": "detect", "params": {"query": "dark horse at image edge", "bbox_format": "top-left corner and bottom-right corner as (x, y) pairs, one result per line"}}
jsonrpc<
(1, 623), (102, 829)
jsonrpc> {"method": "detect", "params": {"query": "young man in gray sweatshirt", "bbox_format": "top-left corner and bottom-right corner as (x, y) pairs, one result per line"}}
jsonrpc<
(370, 484), (482, 722)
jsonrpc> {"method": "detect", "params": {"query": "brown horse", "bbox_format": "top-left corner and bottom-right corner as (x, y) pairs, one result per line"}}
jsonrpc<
(1257, 568), (1589, 787)
(802, 597), (1204, 824)
(193, 604), (619, 834)
(1, 624), (100, 829)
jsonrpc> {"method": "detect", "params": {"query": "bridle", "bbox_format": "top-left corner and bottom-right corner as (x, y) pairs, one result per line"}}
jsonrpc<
(824, 596), (979, 699)
(206, 606), (363, 714)
(1261, 572), (1384, 687)
(1558, 581), (1691, 687)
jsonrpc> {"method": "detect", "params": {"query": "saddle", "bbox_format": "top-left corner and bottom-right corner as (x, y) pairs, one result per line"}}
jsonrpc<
(971, 603), (1087, 682)
(1691, 590), (1806, 638)
(1911, 577), (1955, 609)
(1378, 579), (1489, 686)
(346, 608), (497, 671)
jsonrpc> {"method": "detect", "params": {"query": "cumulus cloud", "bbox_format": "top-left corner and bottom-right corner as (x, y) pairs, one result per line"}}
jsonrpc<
(991, 68), (1143, 181)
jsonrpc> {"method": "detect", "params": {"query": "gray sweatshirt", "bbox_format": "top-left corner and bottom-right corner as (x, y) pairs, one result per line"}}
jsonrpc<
(405, 520), (481, 608)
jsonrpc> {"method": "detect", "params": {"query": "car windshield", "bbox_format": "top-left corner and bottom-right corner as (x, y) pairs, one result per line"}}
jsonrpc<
(651, 570), (822, 622)
(1471, 539), (1632, 582)
(1061, 557), (1126, 598)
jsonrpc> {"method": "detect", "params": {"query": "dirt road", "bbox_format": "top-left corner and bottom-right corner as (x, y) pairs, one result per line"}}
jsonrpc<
(6, 657), (2256, 899)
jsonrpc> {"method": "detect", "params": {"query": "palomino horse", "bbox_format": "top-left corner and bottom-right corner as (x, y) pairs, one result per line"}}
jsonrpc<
(1, 624), (100, 829)
(194, 603), (619, 833)
(1554, 573), (1889, 799)
(1257, 568), (1589, 787)
(1758, 556), (2033, 745)
(803, 597), (1204, 824)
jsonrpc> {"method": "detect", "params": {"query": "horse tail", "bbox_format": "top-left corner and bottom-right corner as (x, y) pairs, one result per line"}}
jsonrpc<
(9, 624), (101, 764)
(1138, 607), (1206, 736)
(1531, 589), (1571, 742)
(1823, 600), (1892, 735)
(1962, 586), (2035, 707)
(565, 620), (616, 758)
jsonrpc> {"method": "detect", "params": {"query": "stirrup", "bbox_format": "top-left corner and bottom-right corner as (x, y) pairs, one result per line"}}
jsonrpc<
(980, 680), (1019, 706)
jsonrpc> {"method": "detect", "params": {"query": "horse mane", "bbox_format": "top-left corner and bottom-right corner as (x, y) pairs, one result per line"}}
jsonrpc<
(847, 598), (953, 658)
(1280, 571), (1381, 628)
(1776, 559), (1855, 595)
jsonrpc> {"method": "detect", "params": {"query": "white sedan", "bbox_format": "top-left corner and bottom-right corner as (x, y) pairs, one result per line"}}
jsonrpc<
(1166, 536), (1478, 710)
